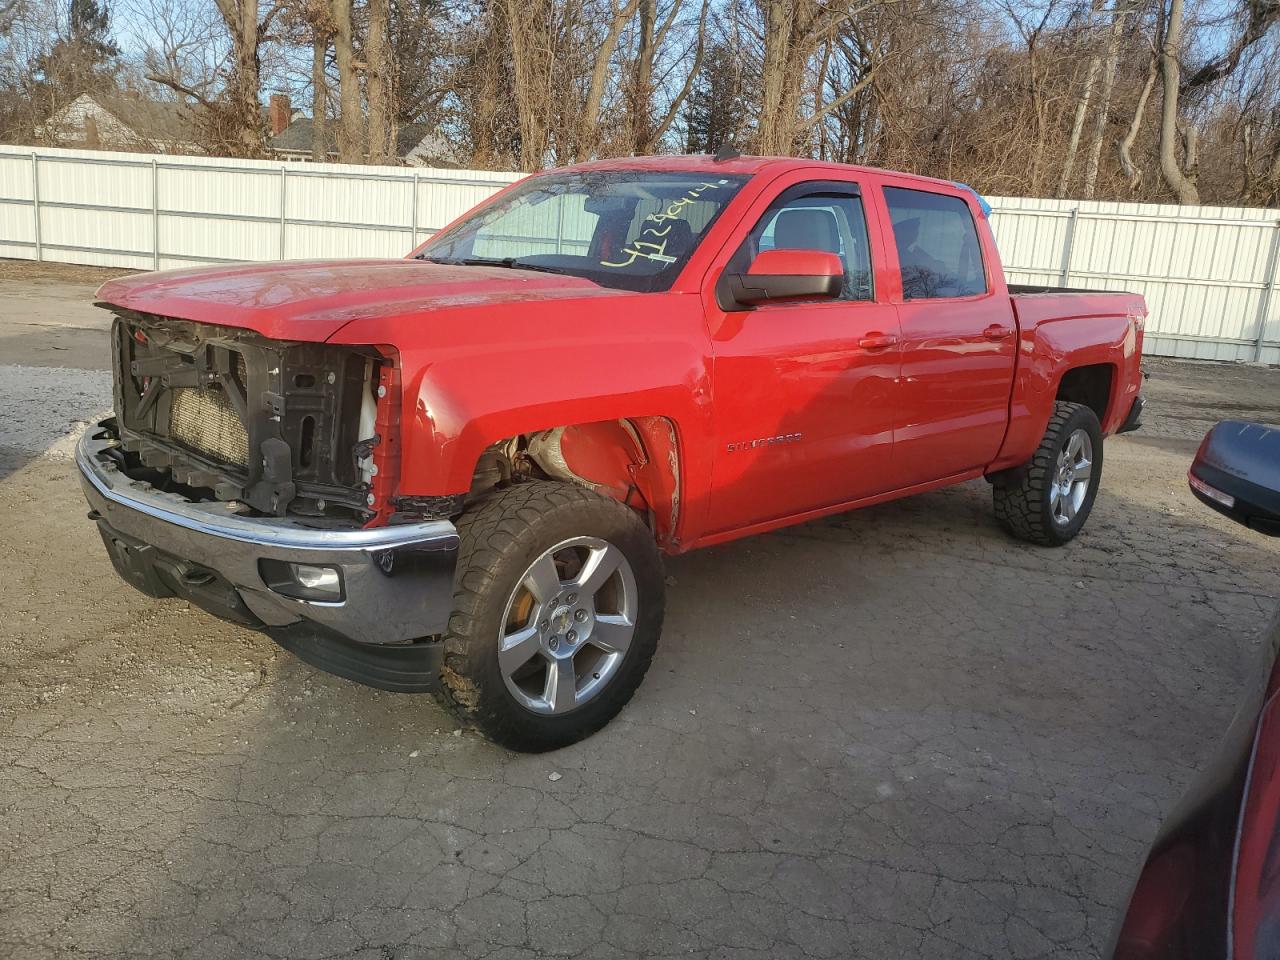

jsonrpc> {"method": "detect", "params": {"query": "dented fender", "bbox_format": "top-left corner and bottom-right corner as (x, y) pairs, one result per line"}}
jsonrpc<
(327, 293), (712, 548)
(526, 419), (683, 545)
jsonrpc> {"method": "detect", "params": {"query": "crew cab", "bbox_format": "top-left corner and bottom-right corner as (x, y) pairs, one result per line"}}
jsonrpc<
(78, 155), (1146, 750)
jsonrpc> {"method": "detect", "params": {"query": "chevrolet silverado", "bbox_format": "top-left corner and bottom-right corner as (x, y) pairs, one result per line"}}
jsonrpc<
(78, 155), (1146, 749)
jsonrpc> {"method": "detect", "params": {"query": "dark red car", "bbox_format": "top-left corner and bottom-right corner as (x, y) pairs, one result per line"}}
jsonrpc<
(1112, 420), (1280, 958)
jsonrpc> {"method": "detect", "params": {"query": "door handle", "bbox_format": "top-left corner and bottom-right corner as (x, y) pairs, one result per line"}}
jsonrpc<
(983, 324), (1014, 341)
(858, 333), (899, 351)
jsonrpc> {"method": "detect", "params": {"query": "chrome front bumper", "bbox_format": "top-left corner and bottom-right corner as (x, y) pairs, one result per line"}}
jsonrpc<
(77, 421), (459, 647)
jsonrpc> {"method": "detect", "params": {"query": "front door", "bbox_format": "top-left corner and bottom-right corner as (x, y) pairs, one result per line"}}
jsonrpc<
(703, 179), (901, 535)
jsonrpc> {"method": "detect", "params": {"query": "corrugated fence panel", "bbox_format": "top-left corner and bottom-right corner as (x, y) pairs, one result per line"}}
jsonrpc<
(0, 146), (522, 271)
(163, 163), (280, 219)
(2, 146), (1277, 362)
(988, 194), (1280, 363)
(158, 212), (280, 265)
(37, 153), (155, 268)
(0, 152), (35, 259)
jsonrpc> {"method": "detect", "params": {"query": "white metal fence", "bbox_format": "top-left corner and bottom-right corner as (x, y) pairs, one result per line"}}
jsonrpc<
(0, 145), (519, 270)
(2, 145), (1278, 364)
(990, 195), (1280, 364)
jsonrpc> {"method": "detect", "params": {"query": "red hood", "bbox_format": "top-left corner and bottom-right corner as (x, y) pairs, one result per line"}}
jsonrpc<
(95, 259), (619, 341)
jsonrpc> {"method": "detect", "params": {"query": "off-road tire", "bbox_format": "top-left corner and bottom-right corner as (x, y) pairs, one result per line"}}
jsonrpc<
(993, 401), (1103, 547)
(438, 480), (664, 751)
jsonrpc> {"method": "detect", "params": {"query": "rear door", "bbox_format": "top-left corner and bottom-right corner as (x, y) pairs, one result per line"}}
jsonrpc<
(701, 175), (901, 535)
(880, 184), (1017, 487)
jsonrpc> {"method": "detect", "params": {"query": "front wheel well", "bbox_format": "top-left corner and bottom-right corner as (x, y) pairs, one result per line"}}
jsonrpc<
(465, 418), (682, 547)
(1055, 364), (1115, 427)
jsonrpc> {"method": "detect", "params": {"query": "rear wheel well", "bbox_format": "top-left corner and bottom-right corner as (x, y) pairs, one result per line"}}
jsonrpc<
(1056, 364), (1114, 427)
(465, 418), (682, 547)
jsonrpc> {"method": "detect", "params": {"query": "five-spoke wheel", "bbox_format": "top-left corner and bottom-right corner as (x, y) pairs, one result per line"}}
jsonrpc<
(499, 537), (638, 715)
(439, 481), (663, 751)
(1050, 428), (1094, 526)
(993, 400), (1104, 546)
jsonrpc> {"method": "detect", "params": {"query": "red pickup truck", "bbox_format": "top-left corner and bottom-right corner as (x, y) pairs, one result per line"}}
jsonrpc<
(79, 155), (1146, 749)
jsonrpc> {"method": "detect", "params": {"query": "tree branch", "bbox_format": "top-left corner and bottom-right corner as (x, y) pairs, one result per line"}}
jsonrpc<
(654, 0), (684, 51)
(654, 0), (709, 141)
(798, 67), (878, 129)
(145, 72), (214, 108)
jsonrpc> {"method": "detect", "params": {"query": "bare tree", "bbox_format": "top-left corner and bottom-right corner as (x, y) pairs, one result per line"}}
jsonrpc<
(213, 0), (271, 155)
(304, 0), (332, 161)
(648, 0), (709, 148)
(504, 0), (561, 169)
(391, 0), (449, 130)
(1083, 0), (1133, 198)
(5, 0), (1278, 203)
(451, 0), (522, 166)
(626, 0), (659, 152)
(329, 0), (361, 161)
(1056, 17), (1103, 197)
(1181, 0), (1280, 93)
(1157, 0), (1199, 203)
(576, 0), (641, 159)
(1118, 48), (1158, 190)
(752, 0), (886, 155)
(999, 0), (1066, 195)
(364, 0), (392, 162)
(139, 0), (275, 156)
(619, 0), (708, 154)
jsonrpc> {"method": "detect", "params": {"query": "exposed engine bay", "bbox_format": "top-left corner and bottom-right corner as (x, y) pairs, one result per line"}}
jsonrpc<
(106, 310), (392, 523)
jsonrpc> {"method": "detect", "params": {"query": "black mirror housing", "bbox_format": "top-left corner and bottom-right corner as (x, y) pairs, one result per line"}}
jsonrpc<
(716, 248), (845, 311)
(1189, 420), (1280, 537)
(720, 271), (843, 310)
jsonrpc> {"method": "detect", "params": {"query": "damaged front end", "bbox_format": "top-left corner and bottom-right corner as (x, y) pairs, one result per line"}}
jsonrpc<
(107, 310), (395, 522)
(78, 310), (460, 692)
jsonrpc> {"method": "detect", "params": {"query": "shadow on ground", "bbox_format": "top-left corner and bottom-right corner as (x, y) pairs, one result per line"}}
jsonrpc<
(3, 435), (1278, 959)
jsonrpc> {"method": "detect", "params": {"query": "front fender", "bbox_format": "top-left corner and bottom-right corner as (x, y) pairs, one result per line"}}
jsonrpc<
(328, 294), (714, 535)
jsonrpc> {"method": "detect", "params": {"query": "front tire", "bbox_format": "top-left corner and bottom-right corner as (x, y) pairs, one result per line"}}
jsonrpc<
(993, 401), (1103, 546)
(438, 481), (664, 751)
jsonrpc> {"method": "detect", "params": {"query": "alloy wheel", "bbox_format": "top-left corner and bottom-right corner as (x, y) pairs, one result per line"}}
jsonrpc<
(497, 536), (638, 715)
(1050, 428), (1094, 525)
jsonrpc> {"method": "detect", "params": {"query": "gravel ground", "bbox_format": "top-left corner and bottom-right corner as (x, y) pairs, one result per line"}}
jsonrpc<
(2, 261), (1279, 960)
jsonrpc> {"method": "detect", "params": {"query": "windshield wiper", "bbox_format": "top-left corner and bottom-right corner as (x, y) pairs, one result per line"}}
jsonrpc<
(418, 254), (575, 277)
(460, 257), (572, 276)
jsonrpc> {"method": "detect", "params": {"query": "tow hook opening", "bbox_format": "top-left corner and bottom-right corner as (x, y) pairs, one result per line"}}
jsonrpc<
(179, 567), (216, 587)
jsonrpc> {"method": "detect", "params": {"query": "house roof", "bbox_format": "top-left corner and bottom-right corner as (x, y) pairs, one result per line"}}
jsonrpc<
(269, 116), (326, 154)
(94, 94), (197, 143)
(270, 117), (438, 160)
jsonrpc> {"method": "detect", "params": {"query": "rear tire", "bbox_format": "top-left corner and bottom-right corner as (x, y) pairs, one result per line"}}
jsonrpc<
(993, 401), (1103, 547)
(438, 481), (664, 751)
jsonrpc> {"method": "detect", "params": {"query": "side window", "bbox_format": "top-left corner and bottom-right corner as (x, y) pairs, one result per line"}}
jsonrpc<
(883, 186), (987, 300)
(728, 186), (873, 302)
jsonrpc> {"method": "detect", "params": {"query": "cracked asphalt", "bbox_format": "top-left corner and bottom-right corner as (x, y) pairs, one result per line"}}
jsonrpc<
(2, 260), (1280, 959)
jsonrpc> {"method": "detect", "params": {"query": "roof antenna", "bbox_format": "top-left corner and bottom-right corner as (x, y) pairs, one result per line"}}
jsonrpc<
(713, 142), (741, 162)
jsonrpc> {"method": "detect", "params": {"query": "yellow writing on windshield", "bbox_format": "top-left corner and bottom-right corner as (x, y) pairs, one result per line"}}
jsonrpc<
(600, 180), (727, 269)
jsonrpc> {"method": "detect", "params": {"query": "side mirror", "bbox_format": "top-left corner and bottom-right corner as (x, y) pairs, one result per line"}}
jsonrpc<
(1189, 420), (1280, 536)
(718, 249), (844, 310)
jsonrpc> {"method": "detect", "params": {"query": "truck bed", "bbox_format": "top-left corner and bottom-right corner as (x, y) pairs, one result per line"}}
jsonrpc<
(1008, 283), (1126, 296)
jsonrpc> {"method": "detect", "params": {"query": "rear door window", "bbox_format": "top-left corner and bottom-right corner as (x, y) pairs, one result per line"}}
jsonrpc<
(883, 187), (987, 300)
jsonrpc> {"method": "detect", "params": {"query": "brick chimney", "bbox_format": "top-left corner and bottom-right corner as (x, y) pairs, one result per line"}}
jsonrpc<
(269, 94), (291, 137)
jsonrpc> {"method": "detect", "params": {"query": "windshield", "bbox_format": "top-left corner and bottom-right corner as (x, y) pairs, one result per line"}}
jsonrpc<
(418, 170), (750, 293)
